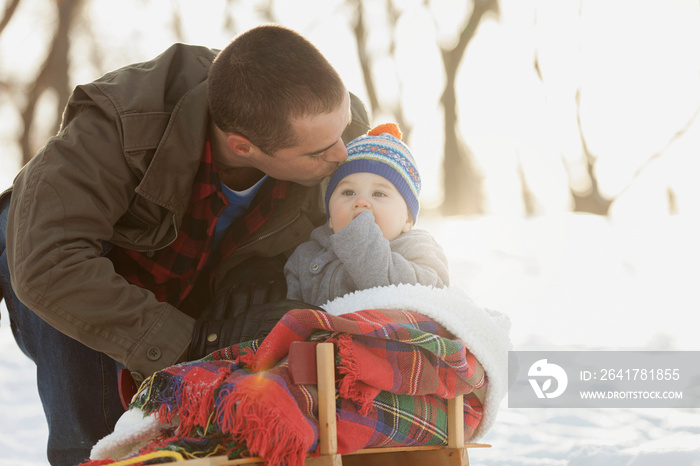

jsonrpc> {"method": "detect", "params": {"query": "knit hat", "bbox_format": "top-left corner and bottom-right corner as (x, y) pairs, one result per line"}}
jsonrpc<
(325, 123), (421, 222)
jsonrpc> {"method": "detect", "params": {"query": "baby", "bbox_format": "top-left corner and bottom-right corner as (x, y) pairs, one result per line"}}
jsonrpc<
(284, 123), (449, 306)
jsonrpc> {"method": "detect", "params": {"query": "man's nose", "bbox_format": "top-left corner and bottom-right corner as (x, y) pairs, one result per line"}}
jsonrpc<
(324, 139), (348, 163)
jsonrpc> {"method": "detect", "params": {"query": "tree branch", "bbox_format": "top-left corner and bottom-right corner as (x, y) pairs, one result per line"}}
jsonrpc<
(351, 0), (380, 116)
(20, 0), (83, 164)
(0, 0), (21, 36)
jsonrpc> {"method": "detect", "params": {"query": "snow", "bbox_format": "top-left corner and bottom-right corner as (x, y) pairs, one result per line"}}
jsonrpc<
(0, 312), (47, 465)
(1, 212), (700, 465)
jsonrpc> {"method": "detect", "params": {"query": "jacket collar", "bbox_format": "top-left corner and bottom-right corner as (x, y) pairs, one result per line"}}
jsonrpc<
(135, 81), (210, 221)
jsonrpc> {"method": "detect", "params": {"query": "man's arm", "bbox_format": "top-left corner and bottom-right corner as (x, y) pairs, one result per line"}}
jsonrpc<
(7, 92), (193, 379)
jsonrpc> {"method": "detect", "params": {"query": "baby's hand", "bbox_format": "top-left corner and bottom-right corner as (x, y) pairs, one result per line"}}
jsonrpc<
(351, 210), (375, 223)
(331, 210), (377, 237)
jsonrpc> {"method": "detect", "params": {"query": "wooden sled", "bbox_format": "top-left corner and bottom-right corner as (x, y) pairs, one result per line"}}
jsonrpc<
(178, 342), (490, 466)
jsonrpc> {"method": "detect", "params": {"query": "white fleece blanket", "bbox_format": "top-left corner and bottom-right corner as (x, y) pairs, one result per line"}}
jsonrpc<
(91, 283), (511, 460)
(322, 283), (512, 440)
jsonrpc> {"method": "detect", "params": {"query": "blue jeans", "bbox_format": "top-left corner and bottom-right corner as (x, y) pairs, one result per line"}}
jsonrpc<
(0, 195), (125, 466)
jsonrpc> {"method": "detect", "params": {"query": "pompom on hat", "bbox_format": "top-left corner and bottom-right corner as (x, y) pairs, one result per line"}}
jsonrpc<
(325, 123), (421, 222)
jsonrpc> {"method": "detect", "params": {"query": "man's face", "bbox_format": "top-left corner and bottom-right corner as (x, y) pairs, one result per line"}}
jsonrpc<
(252, 92), (352, 186)
(328, 172), (413, 241)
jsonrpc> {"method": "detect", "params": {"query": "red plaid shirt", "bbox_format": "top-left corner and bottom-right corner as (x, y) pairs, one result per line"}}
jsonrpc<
(108, 142), (289, 315)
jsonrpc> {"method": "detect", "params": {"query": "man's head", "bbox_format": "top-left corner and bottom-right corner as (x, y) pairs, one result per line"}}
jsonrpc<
(208, 25), (352, 186)
(325, 123), (422, 241)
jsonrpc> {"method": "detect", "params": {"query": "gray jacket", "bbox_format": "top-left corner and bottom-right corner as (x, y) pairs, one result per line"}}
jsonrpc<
(284, 210), (450, 306)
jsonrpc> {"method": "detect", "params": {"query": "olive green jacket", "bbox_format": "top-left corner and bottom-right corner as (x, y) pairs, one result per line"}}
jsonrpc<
(3, 43), (369, 379)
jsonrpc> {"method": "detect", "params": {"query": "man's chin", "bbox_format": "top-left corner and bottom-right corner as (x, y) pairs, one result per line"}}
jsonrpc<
(294, 177), (328, 187)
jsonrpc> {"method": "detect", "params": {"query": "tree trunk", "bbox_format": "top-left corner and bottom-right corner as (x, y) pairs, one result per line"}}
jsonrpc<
(440, 0), (498, 216)
(20, 0), (83, 165)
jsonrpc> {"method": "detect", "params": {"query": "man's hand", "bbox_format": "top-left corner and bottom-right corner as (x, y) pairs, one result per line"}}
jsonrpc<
(188, 256), (323, 360)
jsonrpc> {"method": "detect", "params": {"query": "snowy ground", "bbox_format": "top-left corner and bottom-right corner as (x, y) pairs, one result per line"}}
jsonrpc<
(1, 213), (699, 465)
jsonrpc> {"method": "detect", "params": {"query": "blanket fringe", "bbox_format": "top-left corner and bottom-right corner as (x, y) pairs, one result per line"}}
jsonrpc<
(335, 335), (379, 415)
(214, 376), (315, 466)
(238, 347), (256, 369)
(178, 368), (231, 434)
(147, 367), (231, 436)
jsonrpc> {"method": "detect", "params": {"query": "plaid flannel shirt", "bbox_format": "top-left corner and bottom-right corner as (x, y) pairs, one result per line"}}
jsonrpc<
(108, 142), (289, 315)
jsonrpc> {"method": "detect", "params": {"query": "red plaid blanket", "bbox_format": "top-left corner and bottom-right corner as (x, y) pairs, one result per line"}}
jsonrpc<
(84, 308), (486, 466)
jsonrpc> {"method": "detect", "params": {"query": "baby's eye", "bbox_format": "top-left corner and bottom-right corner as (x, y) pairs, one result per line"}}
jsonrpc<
(341, 189), (356, 196)
(373, 191), (387, 197)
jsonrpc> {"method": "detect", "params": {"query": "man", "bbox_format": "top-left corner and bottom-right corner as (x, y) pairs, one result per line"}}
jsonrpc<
(0, 24), (369, 465)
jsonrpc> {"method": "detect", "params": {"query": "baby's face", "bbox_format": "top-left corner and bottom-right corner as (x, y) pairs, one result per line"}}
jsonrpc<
(327, 172), (413, 241)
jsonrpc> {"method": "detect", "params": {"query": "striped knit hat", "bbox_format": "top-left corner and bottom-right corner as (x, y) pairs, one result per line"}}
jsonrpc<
(326, 123), (421, 222)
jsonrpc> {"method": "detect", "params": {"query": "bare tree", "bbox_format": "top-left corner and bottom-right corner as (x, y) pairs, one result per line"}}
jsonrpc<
(569, 89), (612, 215)
(19, 0), (84, 165)
(600, 98), (700, 215)
(350, 0), (380, 118)
(349, 0), (414, 142)
(436, 0), (498, 216)
(0, 0), (23, 109)
(531, 4), (611, 216)
(517, 159), (538, 216)
(0, 0), (21, 36)
(532, 2), (700, 216)
(347, 0), (496, 215)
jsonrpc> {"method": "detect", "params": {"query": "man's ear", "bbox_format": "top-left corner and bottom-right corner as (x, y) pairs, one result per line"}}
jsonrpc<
(226, 134), (256, 158)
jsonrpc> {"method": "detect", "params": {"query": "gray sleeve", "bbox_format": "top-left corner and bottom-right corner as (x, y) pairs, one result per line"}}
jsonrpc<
(284, 246), (306, 301)
(330, 211), (449, 290)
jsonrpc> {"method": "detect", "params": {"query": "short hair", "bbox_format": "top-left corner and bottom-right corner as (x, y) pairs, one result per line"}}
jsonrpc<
(207, 25), (347, 154)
